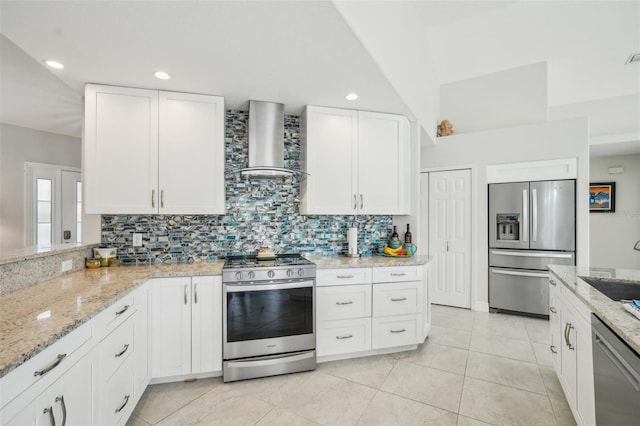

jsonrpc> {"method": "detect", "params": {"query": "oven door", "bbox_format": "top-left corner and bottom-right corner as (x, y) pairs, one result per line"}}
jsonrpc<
(223, 279), (315, 360)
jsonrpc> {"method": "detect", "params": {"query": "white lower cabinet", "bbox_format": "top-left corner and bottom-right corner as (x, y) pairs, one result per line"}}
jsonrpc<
(150, 275), (222, 379)
(317, 265), (427, 360)
(549, 272), (595, 426)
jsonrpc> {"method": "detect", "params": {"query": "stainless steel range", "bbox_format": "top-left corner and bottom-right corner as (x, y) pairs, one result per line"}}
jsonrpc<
(222, 254), (316, 382)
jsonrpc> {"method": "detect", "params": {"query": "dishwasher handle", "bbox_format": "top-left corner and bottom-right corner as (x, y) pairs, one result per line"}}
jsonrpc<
(594, 329), (640, 392)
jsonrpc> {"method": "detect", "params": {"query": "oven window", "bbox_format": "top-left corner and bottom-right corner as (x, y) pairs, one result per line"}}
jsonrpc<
(227, 287), (313, 342)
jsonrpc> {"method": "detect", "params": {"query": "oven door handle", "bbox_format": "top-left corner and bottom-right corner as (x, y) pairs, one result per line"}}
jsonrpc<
(224, 280), (314, 292)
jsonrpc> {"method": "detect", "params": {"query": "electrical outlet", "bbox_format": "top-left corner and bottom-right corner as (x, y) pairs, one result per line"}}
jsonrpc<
(61, 260), (73, 272)
(133, 233), (143, 247)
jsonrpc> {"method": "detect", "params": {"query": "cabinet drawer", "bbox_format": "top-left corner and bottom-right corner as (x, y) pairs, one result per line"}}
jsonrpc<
(101, 314), (135, 381)
(317, 284), (371, 321)
(93, 293), (136, 339)
(317, 318), (371, 357)
(0, 322), (93, 409)
(317, 268), (372, 287)
(372, 315), (418, 349)
(372, 266), (422, 283)
(373, 282), (421, 316)
(101, 357), (135, 426)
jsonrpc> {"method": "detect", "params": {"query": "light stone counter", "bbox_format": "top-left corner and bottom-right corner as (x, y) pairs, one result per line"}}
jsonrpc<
(307, 254), (430, 269)
(0, 261), (224, 378)
(548, 265), (640, 354)
(0, 243), (98, 266)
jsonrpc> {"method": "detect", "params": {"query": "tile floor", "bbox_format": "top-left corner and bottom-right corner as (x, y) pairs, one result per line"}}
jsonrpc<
(127, 305), (575, 425)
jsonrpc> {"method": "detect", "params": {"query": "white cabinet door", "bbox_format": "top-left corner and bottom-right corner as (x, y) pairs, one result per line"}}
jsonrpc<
(357, 111), (409, 215)
(428, 169), (472, 308)
(84, 84), (159, 214)
(191, 276), (222, 374)
(158, 92), (225, 214)
(300, 106), (357, 214)
(151, 277), (192, 378)
(132, 285), (150, 398)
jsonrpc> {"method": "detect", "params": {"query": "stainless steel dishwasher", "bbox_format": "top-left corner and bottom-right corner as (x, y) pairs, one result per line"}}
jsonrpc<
(591, 314), (640, 424)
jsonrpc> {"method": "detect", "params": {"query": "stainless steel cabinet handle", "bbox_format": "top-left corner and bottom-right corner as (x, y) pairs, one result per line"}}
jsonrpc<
(115, 344), (130, 358)
(151, 189), (156, 208)
(336, 301), (353, 305)
(390, 329), (406, 333)
(446, 241), (449, 252)
(360, 194), (363, 209)
(390, 273), (407, 277)
(337, 275), (354, 279)
(353, 195), (357, 210)
(550, 279), (557, 286)
(43, 406), (56, 426)
(522, 189), (528, 242)
(194, 283), (198, 304)
(115, 305), (130, 316)
(566, 323), (574, 350)
(336, 334), (353, 340)
(34, 353), (67, 377)
(184, 285), (188, 305)
(161, 190), (165, 208)
(550, 345), (557, 354)
(549, 307), (557, 314)
(391, 297), (407, 302)
(55, 395), (67, 426)
(532, 188), (538, 242)
(115, 395), (130, 413)
(563, 323), (569, 346)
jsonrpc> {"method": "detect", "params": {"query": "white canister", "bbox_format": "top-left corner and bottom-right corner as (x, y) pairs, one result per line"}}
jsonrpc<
(347, 227), (358, 257)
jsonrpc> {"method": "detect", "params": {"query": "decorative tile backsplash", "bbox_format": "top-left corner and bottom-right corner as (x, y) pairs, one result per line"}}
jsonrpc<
(102, 111), (393, 263)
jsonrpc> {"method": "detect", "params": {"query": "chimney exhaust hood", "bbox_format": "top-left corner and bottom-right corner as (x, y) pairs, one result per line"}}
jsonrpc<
(236, 100), (305, 178)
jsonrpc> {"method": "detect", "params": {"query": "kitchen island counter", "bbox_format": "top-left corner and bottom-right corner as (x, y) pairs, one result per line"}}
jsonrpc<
(548, 265), (640, 354)
(308, 254), (430, 269)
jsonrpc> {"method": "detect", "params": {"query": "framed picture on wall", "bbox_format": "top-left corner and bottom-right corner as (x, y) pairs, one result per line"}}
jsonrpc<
(589, 182), (616, 213)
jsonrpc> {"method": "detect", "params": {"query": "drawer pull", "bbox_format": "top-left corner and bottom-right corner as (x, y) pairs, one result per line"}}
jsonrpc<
(391, 297), (407, 302)
(336, 334), (353, 340)
(550, 279), (557, 286)
(390, 329), (406, 333)
(34, 353), (67, 377)
(55, 395), (67, 426)
(549, 307), (557, 314)
(115, 394), (130, 413)
(336, 301), (354, 305)
(390, 273), (407, 277)
(43, 406), (56, 426)
(550, 345), (557, 354)
(115, 305), (130, 316)
(336, 275), (354, 279)
(115, 344), (130, 358)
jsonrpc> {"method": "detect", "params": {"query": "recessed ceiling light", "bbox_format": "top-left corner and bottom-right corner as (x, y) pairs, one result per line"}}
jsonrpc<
(625, 51), (640, 65)
(154, 71), (171, 80)
(346, 93), (358, 101)
(44, 60), (64, 69)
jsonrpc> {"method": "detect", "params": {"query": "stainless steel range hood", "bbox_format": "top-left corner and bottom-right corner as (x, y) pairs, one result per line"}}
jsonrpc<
(237, 100), (298, 178)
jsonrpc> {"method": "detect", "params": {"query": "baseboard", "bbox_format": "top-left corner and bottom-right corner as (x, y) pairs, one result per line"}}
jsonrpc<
(473, 301), (490, 312)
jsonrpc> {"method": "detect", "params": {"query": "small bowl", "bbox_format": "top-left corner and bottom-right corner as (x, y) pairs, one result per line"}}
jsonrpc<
(86, 258), (101, 269)
(108, 258), (123, 267)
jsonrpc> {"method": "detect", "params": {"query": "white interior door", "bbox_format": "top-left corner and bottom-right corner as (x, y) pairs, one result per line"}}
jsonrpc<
(427, 169), (472, 308)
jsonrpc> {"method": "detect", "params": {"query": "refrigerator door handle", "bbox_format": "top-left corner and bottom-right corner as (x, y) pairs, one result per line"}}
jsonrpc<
(532, 188), (538, 242)
(522, 189), (528, 242)
(492, 269), (549, 279)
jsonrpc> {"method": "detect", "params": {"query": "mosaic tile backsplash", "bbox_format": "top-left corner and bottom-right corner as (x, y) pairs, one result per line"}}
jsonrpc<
(102, 111), (393, 263)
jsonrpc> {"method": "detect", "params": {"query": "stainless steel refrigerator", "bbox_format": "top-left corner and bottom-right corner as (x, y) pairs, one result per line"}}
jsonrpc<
(489, 180), (576, 316)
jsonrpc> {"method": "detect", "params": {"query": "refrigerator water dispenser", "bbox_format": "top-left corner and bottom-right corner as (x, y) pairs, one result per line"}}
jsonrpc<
(496, 214), (520, 241)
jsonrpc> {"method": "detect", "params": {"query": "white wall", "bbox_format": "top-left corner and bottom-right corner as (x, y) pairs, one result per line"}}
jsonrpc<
(0, 124), (81, 249)
(440, 62), (548, 134)
(421, 117), (589, 311)
(589, 154), (640, 269)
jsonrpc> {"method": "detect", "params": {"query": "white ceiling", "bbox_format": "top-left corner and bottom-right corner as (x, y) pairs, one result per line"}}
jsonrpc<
(1, 0), (639, 155)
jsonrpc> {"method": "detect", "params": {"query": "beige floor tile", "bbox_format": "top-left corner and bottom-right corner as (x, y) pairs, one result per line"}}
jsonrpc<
(456, 415), (494, 426)
(400, 341), (469, 375)
(381, 361), (464, 413)
(539, 364), (565, 399)
(472, 317), (529, 342)
(428, 325), (472, 349)
(317, 354), (397, 389)
(431, 305), (475, 331)
(156, 385), (273, 426)
(223, 370), (314, 406)
(465, 351), (546, 394)
(523, 317), (550, 344)
(469, 333), (537, 363)
(133, 377), (222, 424)
(549, 395), (577, 426)
(255, 408), (321, 426)
(277, 372), (377, 425)
(125, 414), (151, 426)
(532, 341), (554, 366)
(356, 391), (458, 426)
(459, 377), (556, 425)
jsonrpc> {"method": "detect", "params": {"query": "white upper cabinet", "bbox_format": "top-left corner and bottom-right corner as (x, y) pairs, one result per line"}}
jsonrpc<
(300, 106), (410, 215)
(84, 84), (225, 215)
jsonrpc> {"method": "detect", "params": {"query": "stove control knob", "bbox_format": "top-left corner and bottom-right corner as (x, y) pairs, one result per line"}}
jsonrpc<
(248, 271), (255, 280)
(235, 272), (243, 280)
(286, 269), (294, 277)
(267, 270), (275, 278)
(298, 269), (305, 277)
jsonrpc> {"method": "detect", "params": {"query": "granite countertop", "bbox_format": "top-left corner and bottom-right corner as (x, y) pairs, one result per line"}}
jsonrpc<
(548, 265), (640, 354)
(0, 254), (431, 379)
(0, 243), (98, 266)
